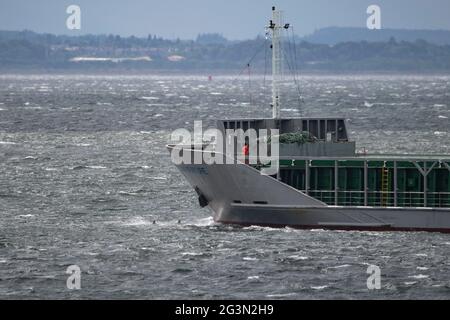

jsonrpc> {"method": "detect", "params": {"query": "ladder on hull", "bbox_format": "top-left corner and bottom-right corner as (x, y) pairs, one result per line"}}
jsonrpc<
(381, 167), (390, 206)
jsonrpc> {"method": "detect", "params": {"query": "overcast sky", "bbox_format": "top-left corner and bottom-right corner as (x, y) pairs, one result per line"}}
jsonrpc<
(1, 0), (450, 39)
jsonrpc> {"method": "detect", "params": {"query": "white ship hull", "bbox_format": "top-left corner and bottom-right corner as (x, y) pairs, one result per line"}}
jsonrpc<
(169, 146), (450, 233)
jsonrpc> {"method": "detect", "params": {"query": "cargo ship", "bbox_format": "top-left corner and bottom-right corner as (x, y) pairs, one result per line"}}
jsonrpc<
(167, 7), (450, 233)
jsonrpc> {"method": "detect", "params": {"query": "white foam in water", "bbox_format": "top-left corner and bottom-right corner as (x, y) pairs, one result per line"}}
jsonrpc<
(283, 226), (302, 233)
(140, 96), (159, 100)
(243, 257), (258, 261)
(243, 225), (278, 232)
(150, 176), (167, 180)
(86, 165), (107, 169)
(118, 191), (140, 196)
(248, 276), (260, 280)
(287, 255), (309, 261)
(0, 141), (16, 145)
(123, 217), (151, 226)
(189, 216), (215, 227)
(409, 274), (429, 279)
(24, 106), (43, 110)
(417, 267), (429, 271)
(327, 264), (351, 270)
(311, 286), (328, 290)
(18, 214), (35, 218)
(181, 252), (203, 256)
(146, 103), (166, 107)
(438, 115), (448, 119)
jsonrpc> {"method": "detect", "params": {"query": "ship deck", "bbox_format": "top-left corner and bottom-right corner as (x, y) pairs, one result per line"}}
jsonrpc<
(278, 153), (450, 161)
(255, 155), (450, 209)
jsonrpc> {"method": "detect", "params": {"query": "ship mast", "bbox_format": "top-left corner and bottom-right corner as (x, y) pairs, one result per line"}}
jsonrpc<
(268, 6), (288, 119)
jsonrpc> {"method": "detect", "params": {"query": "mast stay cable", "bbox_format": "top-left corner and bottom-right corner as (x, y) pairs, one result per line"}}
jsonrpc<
(231, 39), (268, 107)
(283, 27), (303, 114)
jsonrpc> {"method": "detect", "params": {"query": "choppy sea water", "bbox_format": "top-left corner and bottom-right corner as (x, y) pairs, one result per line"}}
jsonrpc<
(0, 74), (449, 299)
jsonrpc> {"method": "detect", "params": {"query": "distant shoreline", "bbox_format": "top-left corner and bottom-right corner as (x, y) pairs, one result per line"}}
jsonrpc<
(1, 70), (450, 76)
(2, 29), (450, 74)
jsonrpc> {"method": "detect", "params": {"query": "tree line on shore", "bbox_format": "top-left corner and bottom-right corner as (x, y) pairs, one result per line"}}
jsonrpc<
(1, 30), (450, 72)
